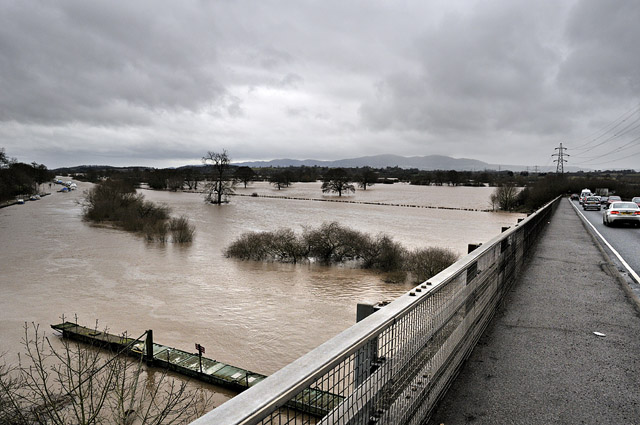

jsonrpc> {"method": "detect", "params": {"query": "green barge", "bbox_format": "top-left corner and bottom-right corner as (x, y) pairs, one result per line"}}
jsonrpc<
(51, 322), (342, 417)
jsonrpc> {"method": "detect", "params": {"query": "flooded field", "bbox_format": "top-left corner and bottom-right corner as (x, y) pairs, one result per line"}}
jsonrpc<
(0, 180), (523, 405)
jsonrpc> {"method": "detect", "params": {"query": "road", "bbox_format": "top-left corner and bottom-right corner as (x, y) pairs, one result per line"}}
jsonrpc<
(429, 198), (640, 424)
(570, 198), (640, 283)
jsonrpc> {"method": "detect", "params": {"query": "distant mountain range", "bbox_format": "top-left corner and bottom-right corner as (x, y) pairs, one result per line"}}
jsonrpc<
(52, 154), (588, 173)
(234, 154), (574, 172)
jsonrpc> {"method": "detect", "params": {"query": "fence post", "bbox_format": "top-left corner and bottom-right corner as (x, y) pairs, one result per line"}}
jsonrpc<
(146, 330), (153, 366)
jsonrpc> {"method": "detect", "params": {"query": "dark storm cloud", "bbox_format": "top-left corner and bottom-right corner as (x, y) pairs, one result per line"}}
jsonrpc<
(0, 1), (223, 125)
(559, 0), (640, 99)
(359, 1), (567, 136)
(1, 0), (639, 169)
(359, 0), (640, 164)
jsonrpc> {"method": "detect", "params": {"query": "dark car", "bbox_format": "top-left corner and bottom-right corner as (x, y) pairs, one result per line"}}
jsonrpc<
(570, 193), (579, 201)
(604, 195), (621, 208)
(583, 196), (601, 211)
(599, 196), (609, 205)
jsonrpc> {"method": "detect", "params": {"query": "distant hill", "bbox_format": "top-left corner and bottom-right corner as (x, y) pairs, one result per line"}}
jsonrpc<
(234, 154), (561, 172)
(52, 154), (587, 173)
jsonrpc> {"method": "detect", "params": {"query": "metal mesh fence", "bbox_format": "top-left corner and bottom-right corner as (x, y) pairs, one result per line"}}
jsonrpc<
(192, 197), (560, 425)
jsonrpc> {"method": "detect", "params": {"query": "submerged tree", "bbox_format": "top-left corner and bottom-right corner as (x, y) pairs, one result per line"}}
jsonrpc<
(357, 167), (378, 190)
(321, 168), (355, 197)
(270, 171), (293, 190)
(202, 150), (234, 204)
(490, 183), (520, 211)
(183, 168), (202, 191)
(234, 166), (256, 189)
(0, 322), (211, 424)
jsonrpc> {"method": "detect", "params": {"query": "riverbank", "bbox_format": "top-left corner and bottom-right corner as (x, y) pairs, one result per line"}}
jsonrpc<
(0, 193), (51, 209)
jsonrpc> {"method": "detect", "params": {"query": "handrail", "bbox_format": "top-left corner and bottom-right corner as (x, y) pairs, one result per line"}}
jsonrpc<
(192, 196), (562, 425)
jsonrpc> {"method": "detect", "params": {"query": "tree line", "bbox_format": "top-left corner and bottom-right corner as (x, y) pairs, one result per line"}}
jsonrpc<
(50, 148), (640, 212)
(0, 148), (54, 203)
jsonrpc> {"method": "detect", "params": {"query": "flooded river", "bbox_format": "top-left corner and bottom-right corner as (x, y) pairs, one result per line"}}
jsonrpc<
(0, 180), (523, 404)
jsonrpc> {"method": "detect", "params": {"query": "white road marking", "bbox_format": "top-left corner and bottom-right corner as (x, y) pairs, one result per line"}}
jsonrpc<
(569, 199), (640, 284)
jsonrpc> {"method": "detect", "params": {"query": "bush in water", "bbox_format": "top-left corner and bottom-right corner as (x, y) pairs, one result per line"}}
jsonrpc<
(82, 179), (194, 243)
(404, 247), (458, 284)
(225, 222), (458, 279)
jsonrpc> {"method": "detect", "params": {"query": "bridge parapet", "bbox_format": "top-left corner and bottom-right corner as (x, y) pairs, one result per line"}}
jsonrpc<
(192, 196), (561, 425)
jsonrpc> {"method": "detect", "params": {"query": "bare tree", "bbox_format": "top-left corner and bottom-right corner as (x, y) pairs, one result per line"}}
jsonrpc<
(404, 247), (458, 283)
(0, 322), (211, 425)
(321, 168), (355, 197)
(202, 150), (234, 204)
(183, 168), (202, 191)
(490, 183), (520, 211)
(166, 171), (184, 192)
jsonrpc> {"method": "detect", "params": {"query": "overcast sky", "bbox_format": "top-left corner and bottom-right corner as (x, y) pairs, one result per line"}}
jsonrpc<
(1, 0), (639, 170)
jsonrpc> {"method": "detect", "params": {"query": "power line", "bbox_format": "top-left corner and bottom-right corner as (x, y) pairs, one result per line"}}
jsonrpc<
(572, 134), (640, 161)
(572, 113), (640, 155)
(572, 144), (640, 167)
(570, 102), (640, 151)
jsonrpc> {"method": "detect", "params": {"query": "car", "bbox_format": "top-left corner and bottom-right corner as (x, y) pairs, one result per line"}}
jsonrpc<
(579, 189), (592, 204)
(605, 195), (621, 208)
(602, 201), (640, 227)
(579, 193), (590, 204)
(632, 197), (640, 207)
(599, 196), (609, 205)
(570, 193), (579, 200)
(583, 196), (601, 211)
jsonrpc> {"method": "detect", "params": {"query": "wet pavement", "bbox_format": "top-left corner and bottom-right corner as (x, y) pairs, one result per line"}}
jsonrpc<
(429, 199), (640, 424)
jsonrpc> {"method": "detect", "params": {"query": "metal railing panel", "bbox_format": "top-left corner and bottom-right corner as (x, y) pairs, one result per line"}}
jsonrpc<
(192, 196), (561, 425)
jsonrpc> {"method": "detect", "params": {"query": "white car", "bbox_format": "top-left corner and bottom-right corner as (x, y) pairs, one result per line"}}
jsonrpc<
(602, 201), (640, 227)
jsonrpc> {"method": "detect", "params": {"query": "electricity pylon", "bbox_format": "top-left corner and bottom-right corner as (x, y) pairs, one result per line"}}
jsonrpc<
(552, 143), (569, 175)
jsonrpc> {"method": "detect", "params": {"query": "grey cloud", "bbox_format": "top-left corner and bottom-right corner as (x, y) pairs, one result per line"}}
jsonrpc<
(359, 0), (568, 137)
(286, 107), (307, 117)
(1, 0), (638, 169)
(559, 0), (640, 99)
(0, 1), (224, 125)
(280, 73), (303, 88)
(257, 47), (295, 70)
(226, 95), (244, 117)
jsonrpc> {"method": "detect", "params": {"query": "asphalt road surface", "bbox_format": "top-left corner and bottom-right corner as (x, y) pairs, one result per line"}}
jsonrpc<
(429, 198), (640, 424)
(570, 198), (640, 283)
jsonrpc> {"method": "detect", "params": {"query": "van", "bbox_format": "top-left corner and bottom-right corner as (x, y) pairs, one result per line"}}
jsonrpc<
(579, 189), (591, 204)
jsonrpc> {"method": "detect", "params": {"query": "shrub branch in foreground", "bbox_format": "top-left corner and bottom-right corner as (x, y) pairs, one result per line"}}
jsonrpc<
(0, 322), (211, 425)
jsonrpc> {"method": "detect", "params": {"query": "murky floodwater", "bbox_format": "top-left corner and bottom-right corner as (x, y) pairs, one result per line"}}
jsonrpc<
(0, 180), (523, 404)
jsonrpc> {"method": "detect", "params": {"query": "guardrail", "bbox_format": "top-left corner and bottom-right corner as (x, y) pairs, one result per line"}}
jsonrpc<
(192, 196), (562, 425)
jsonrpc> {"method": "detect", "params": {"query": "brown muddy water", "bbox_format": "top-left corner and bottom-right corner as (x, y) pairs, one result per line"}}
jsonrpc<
(0, 180), (523, 406)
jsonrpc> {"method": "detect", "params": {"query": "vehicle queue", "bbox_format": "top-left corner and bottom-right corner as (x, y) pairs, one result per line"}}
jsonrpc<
(572, 189), (640, 227)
